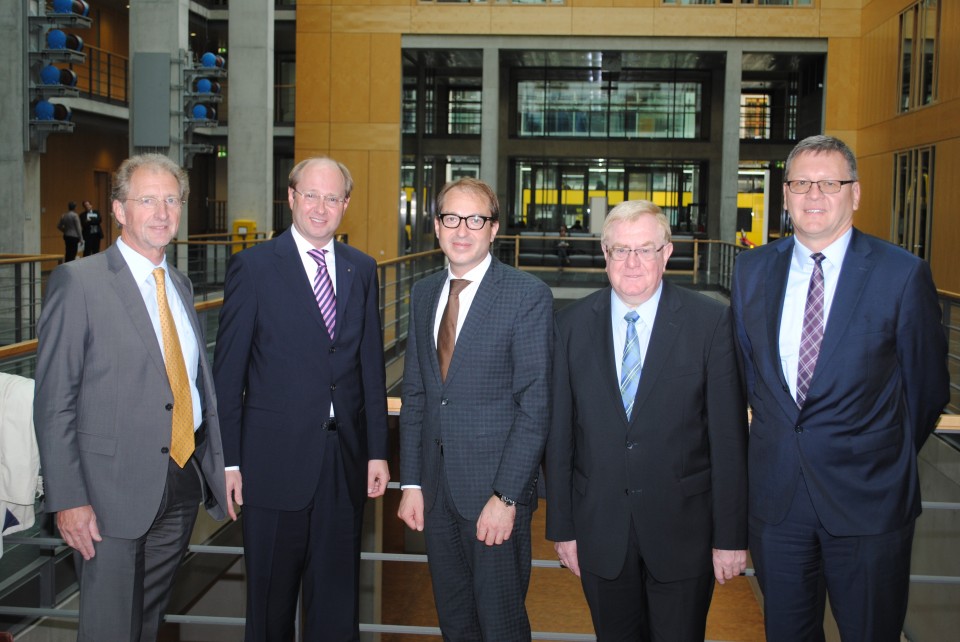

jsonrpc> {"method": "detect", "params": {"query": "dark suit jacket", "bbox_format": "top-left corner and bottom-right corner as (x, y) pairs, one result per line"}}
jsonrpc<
(213, 230), (389, 510)
(399, 256), (553, 519)
(546, 281), (748, 582)
(730, 229), (949, 536)
(34, 243), (228, 538)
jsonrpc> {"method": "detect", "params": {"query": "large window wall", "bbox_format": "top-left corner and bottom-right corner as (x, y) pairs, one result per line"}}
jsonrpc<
(400, 40), (826, 256)
(516, 76), (703, 139)
(511, 159), (703, 233)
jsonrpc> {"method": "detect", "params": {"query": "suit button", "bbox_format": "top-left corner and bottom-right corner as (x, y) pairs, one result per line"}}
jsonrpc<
(329, 347), (336, 353)
(330, 384), (337, 391)
(161, 447), (169, 454)
(794, 425), (803, 433)
(626, 441), (636, 449)
(165, 403), (173, 411)
(441, 398), (449, 406)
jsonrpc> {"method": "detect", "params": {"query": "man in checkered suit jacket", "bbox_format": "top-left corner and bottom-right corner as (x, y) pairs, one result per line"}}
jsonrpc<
(398, 178), (553, 642)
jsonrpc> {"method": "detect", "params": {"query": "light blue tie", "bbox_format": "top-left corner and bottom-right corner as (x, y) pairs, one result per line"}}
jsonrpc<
(620, 311), (642, 419)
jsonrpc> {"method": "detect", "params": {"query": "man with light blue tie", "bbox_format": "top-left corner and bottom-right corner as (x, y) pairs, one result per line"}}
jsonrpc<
(546, 200), (748, 642)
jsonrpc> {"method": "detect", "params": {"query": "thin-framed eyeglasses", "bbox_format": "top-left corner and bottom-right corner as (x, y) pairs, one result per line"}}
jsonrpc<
(438, 213), (496, 230)
(785, 179), (856, 195)
(605, 244), (667, 262)
(125, 196), (185, 211)
(292, 189), (347, 208)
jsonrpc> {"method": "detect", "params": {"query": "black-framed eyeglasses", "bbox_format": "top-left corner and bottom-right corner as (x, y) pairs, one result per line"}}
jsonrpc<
(785, 179), (856, 195)
(292, 189), (347, 208)
(125, 196), (185, 211)
(605, 244), (667, 262)
(438, 213), (496, 230)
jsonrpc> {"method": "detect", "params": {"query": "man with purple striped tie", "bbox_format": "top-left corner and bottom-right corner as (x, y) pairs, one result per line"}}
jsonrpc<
(731, 135), (949, 641)
(214, 157), (390, 641)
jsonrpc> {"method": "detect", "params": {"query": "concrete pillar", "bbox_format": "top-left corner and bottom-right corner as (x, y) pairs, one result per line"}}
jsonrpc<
(128, 0), (190, 267)
(2, 0), (34, 254)
(227, 1), (274, 234)
(720, 46), (743, 244)
(480, 46), (499, 193)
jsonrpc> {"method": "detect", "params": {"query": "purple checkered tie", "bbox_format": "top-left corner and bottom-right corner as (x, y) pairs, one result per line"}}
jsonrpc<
(307, 249), (336, 339)
(796, 252), (825, 408)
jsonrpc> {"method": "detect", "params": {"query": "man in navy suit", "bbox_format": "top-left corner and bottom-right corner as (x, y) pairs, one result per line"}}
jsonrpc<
(214, 157), (390, 641)
(731, 135), (949, 641)
(546, 200), (748, 641)
(398, 178), (553, 641)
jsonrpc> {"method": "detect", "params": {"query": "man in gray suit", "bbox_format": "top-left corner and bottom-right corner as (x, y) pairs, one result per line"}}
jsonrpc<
(34, 153), (229, 641)
(398, 178), (553, 641)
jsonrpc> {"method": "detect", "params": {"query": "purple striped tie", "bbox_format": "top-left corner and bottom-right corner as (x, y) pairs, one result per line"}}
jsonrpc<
(307, 249), (336, 339)
(796, 252), (825, 407)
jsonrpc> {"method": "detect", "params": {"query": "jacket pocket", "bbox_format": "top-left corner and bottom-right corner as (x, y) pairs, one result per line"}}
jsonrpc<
(77, 432), (116, 456)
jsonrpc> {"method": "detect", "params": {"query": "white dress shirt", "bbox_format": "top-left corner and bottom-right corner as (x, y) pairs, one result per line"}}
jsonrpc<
(291, 225), (338, 418)
(432, 253), (492, 347)
(611, 284), (662, 382)
(778, 229), (852, 401)
(116, 237), (202, 429)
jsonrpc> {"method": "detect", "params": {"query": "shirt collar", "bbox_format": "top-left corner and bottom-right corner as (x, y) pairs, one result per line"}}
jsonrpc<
(611, 281), (663, 329)
(792, 227), (852, 269)
(116, 237), (169, 285)
(447, 253), (492, 284)
(290, 224), (335, 257)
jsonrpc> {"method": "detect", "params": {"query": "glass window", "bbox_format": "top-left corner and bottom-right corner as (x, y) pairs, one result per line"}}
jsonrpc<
(511, 159), (703, 232)
(517, 79), (703, 140)
(893, 147), (934, 260)
(899, 0), (940, 113)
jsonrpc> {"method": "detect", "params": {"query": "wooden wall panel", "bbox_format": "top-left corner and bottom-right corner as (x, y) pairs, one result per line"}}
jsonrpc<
(334, 150), (370, 251)
(823, 38), (861, 132)
(40, 128), (127, 257)
(369, 34), (402, 126)
(849, 151), (892, 241)
(572, 8), (654, 35)
(857, 16), (898, 128)
(330, 34), (371, 124)
(929, 138), (960, 293)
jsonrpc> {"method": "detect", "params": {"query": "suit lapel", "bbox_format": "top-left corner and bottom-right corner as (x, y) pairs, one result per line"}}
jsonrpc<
(591, 289), (624, 422)
(422, 272), (447, 384)
(766, 240), (793, 397)
(273, 231), (330, 337)
(443, 257), (502, 386)
(105, 244), (167, 381)
(630, 282), (683, 424)
(810, 230), (873, 386)
(333, 242), (355, 342)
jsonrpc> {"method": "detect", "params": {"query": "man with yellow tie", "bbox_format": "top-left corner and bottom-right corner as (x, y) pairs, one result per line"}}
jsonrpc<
(34, 153), (229, 642)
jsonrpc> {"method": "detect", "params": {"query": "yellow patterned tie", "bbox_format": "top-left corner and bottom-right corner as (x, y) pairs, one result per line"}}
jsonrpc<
(153, 267), (195, 467)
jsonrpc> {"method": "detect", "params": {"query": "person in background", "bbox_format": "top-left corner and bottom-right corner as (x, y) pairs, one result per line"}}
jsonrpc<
(57, 201), (83, 262)
(81, 200), (104, 255)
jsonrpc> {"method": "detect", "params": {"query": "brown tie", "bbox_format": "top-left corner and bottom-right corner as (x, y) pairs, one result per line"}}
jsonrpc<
(153, 268), (195, 468)
(437, 279), (471, 382)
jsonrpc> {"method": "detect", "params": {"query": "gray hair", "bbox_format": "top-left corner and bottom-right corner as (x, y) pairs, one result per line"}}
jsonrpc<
(111, 153), (189, 202)
(601, 200), (671, 246)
